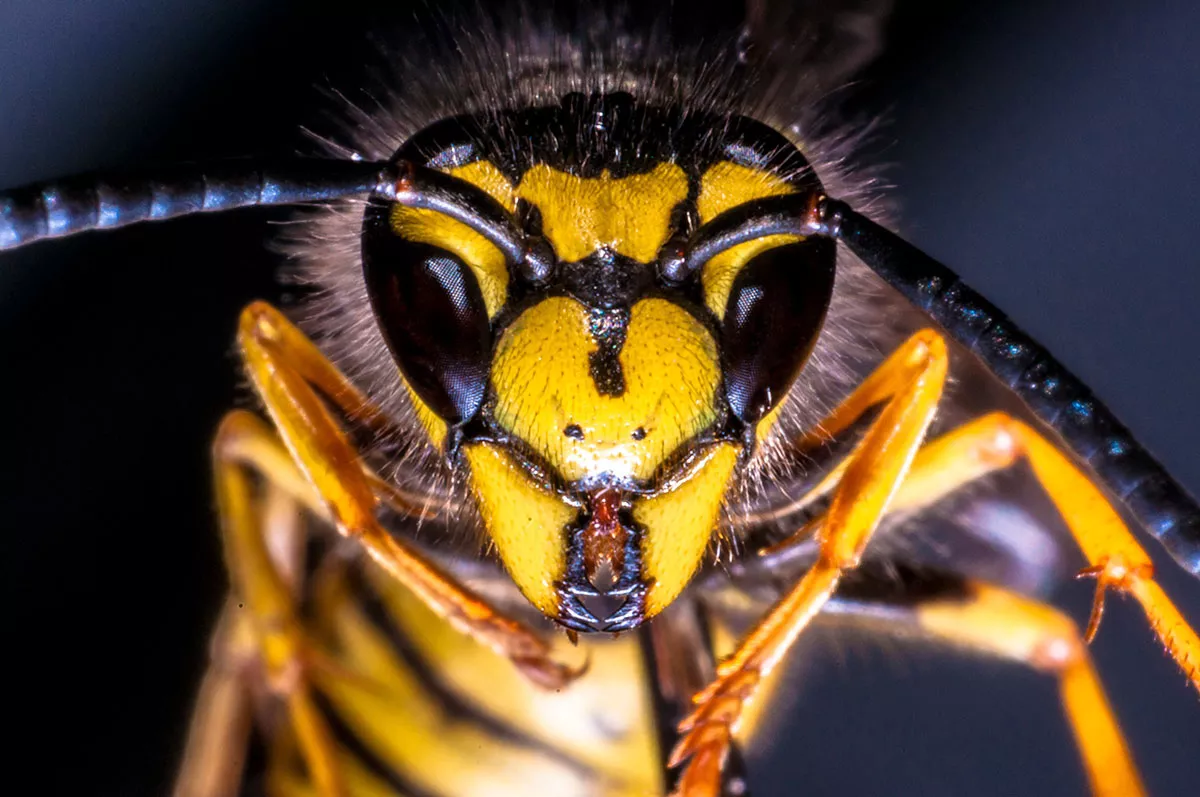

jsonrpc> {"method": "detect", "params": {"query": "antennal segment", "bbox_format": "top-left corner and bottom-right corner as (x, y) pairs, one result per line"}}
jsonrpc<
(377, 161), (555, 284)
(809, 196), (1200, 574)
(0, 158), (389, 251)
(685, 192), (1200, 572)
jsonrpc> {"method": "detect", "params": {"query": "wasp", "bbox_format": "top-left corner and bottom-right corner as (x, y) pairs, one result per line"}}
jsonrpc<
(3, 3), (1199, 796)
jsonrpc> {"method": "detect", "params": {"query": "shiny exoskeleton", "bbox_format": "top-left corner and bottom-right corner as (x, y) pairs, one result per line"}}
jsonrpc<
(362, 93), (837, 632)
(3, 69), (1200, 797)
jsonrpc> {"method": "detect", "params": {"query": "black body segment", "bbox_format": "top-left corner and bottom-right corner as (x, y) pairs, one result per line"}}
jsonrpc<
(721, 238), (836, 422)
(363, 205), (492, 425)
(0, 158), (388, 250)
(814, 198), (1200, 574)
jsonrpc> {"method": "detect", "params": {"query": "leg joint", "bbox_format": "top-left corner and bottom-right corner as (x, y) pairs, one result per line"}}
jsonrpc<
(238, 300), (283, 345)
(1028, 617), (1087, 674)
(212, 409), (269, 461)
(909, 327), (948, 365)
(973, 411), (1024, 467)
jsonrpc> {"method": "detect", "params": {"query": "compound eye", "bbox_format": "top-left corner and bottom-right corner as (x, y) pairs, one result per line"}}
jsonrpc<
(722, 237), (836, 423)
(363, 206), (491, 425)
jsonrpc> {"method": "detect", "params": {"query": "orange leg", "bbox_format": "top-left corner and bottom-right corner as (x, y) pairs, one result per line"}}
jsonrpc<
(923, 583), (1145, 797)
(785, 411), (1200, 696)
(178, 401), (390, 796)
(669, 329), (949, 796)
(866, 412), (1200, 692)
(207, 409), (349, 796)
(816, 575), (1144, 797)
(237, 301), (578, 689)
(176, 427), (320, 797)
(172, 598), (259, 797)
(179, 408), (440, 797)
(720, 407), (1200, 796)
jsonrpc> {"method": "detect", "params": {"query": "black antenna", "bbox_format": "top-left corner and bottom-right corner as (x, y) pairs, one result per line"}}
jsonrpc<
(5, 153), (1196, 575)
(689, 192), (1200, 575)
(0, 157), (555, 279)
(0, 158), (390, 250)
(825, 197), (1200, 575)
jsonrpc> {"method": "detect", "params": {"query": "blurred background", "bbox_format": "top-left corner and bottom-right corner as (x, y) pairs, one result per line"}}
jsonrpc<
(2, 1), (1199, 794)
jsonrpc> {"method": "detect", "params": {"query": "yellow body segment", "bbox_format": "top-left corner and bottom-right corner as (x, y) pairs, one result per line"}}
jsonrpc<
(490, 296), (722, 484)
(367, 565), (662, 793)
(515, 163), (689, 262)
(390, 161), (516, 318)
(696, 162), (800, 318)
(463, 442), (578, 615)
(309, 574), (597, 797)
(636, 443), (741, 617)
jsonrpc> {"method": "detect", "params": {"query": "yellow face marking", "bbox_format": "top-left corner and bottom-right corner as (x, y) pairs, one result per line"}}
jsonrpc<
(463, 442), (577, 615)
(696, 161), (801, 319)
(387, 159), (802, 624)
(515, 163), (689, 263)
(490, 296), (721, 484)
(636, 442), (741, 617)
(390, 160), (515, 318)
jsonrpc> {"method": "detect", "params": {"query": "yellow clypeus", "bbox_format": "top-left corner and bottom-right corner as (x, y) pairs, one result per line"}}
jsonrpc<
(489, 295), (722, 484)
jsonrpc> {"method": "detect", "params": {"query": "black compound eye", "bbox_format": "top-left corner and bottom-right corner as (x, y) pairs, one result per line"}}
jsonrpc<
(363, 203), (491, 426)
(721, 237), (836, 423)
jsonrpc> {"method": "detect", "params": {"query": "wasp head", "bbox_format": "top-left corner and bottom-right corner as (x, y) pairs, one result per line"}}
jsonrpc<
(361, 94), (835, 631)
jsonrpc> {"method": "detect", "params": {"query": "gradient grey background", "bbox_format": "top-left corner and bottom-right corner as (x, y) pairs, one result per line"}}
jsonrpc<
(1, 1), (1198, 795)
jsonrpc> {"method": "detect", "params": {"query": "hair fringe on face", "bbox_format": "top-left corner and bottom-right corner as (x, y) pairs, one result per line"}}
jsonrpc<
(275, 2), (910, 555)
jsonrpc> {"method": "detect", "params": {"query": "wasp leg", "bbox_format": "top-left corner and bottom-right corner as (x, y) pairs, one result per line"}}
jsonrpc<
(176, 429), (324, 797)
(706, 560), (1146, 796)
(644, 601), (754, 797)
(819, 412), (1200, 694)
(669, 329), (949, 797)
(237, 301), (579, 689)
(173, 597), (260, 797)
(207, 409), (359, 796)
(902, 578), (1146, 797)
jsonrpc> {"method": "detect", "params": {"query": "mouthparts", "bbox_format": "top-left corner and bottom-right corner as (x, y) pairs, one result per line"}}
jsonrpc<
(555, 487), (651, 633)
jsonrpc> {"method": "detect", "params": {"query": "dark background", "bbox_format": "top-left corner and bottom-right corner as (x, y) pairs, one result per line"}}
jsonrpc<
(2, 1), (1199, 795)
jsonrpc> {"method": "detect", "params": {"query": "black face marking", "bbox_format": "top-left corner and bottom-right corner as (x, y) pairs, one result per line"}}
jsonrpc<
(587, 306), (629, 397)
(558, 250), (656, 310)
(396, 92), (815, 184)
(515, 197), (544, 237)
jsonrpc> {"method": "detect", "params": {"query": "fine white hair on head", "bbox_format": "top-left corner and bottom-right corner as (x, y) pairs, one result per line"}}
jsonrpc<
(276, 4), (912, 550)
